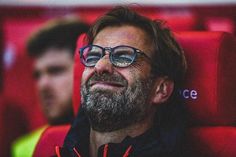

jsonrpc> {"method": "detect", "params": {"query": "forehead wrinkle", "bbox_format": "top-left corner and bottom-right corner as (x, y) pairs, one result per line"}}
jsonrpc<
(93, 25), (152, 54)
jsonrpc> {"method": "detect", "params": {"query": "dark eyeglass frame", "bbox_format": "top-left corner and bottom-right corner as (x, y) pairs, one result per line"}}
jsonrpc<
(79, 44), (152, 68)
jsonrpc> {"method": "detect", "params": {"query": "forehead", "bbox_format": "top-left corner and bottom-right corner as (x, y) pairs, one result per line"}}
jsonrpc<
(34, 48), (73, 69)
(93, 25), (151, 52)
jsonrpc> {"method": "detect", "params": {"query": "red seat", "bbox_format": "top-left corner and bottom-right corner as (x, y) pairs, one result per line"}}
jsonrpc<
(0, 19), (48, 157)
(204, 17), (235, 35)
(186, 127), (236, 157)
(33, 125), (70, 157)
(33, 31), (236, 157)
(175, 32), (236, 157)
(175, 31), (236, 125)
(2, 18), (47, 131)
(149, 11), (199, 31)
(0, 97), (31, 157)
(77, 9), (199, 32)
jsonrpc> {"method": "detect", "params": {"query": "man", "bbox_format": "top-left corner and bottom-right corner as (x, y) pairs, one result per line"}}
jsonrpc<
(12, 18), (89, 157)
(57, 6), (187, 157)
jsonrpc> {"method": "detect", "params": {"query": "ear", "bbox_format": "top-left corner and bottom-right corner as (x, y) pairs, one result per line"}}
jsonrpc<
(151, 77), (174, 105)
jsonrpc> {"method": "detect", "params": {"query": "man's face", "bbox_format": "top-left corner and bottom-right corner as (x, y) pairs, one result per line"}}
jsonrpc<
(34, 49), (74, 125)
(81, 25), (156, 132)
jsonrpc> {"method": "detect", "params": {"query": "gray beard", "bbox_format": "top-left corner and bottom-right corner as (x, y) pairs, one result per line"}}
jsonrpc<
(81, 73), (154, 132)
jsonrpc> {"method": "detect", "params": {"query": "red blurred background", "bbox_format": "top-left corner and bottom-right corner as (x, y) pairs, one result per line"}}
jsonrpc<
(0, 1), (236, 157)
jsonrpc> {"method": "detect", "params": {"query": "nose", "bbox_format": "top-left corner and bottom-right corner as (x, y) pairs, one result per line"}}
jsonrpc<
(37, 75), (51, 91)
(94, 55), (114, 75)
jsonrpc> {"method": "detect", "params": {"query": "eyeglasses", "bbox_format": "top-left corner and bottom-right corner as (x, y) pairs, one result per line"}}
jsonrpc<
(79, 45), (151, 68)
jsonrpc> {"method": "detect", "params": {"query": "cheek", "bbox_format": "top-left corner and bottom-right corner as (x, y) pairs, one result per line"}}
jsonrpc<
(81, 68), (94, 85)
(113, 68), (137, 87)
(120, 66), (151, 85)
(53, 73), (73, 92)
(134, 63), (152, 79)
(56, 77), (73, 100)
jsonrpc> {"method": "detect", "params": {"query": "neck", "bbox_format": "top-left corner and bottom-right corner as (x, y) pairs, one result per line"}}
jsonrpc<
(89, 114), (155, 157)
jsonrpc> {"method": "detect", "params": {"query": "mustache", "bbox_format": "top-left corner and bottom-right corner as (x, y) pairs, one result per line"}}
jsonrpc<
(40, 90), (54, 98)
(87, 73), (128, 87)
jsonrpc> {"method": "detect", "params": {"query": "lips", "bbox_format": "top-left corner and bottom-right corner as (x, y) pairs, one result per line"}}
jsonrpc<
(89, 81), (125, 90)
(41, 93), (55, 106)
(86, 73), (128, 91)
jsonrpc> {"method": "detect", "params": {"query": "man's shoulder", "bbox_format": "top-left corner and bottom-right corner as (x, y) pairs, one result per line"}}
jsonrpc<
(11, 125), (48, 157)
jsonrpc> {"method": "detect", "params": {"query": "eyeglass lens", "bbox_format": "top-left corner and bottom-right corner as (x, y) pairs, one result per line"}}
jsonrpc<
(81, 45), (137, 67)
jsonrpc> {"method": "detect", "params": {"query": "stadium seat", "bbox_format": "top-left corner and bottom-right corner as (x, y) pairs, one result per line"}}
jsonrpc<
(0, 96), (30, 157)
(204, 17), (235, 35)
(33, 31), (236, 157)
(78, 9), (199, 32)
(148, 11), (199, 31)
(0, 19), (48, 157)
(175, 32), (236, 157)
(2, 18), (47, 131)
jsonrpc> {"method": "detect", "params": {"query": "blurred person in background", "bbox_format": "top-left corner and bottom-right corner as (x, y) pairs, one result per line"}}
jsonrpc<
(11, 18), (89, 157)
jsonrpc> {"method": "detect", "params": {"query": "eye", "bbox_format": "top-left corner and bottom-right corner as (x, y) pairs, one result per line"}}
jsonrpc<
(85, 53), (100, 63)
(113, 49), (134, 63)
(83, 46), (102, 64)
(48, 66), (67, 76)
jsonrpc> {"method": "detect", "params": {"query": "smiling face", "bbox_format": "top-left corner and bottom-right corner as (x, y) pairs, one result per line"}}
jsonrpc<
(34, 48), (74, 125)
(82, 25), (154, 92)
(81, 25), (158, 131)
